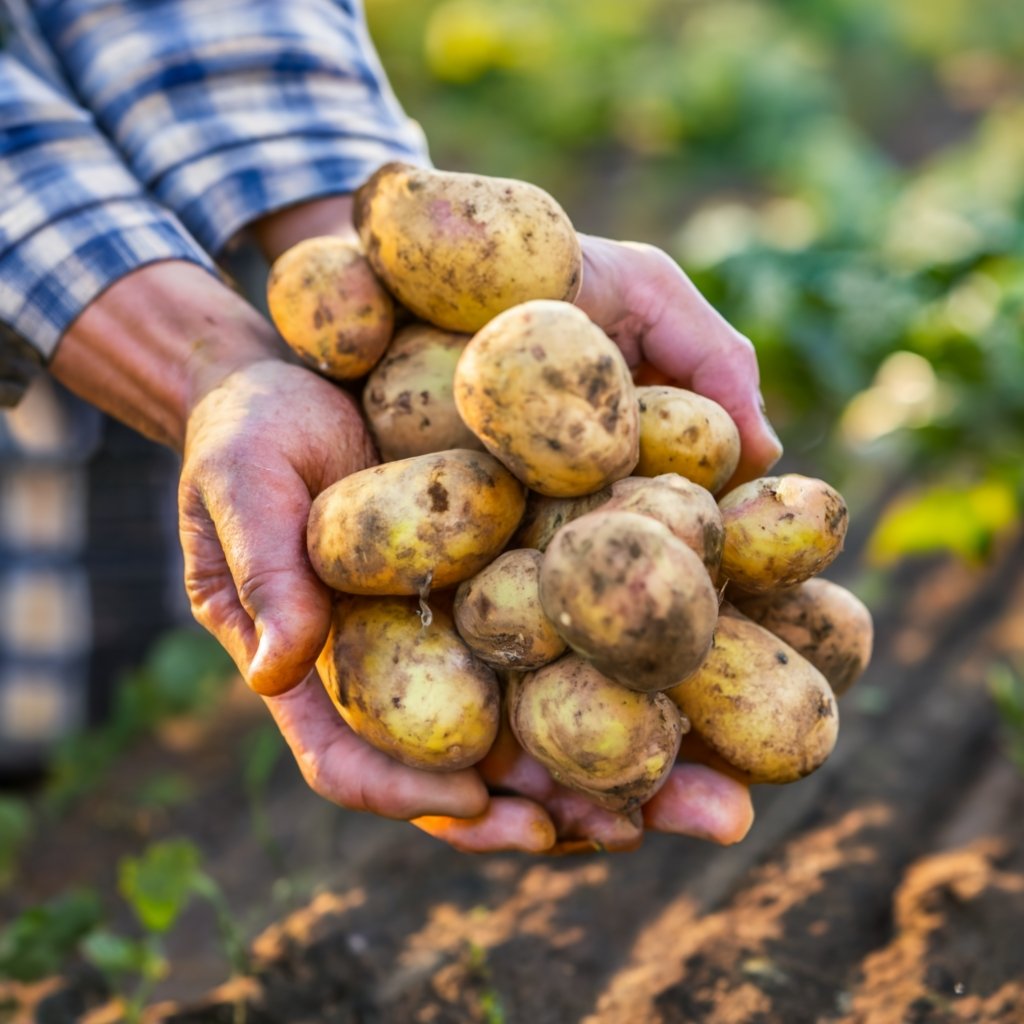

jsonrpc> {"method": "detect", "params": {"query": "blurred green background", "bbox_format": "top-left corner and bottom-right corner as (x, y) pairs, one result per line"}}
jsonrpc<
(367, 0), (1024, 564)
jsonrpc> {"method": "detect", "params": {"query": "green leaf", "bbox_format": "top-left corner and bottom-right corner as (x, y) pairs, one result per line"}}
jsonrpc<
(0, 889), (103, 982)
(118, 839), (203, 934)
(81, 930), (166, 982)
(0, 798), (32, 890)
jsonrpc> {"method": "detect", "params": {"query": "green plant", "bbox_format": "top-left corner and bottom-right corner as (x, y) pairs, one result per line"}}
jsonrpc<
(0, 797), (32, 891)
(989, 661), (1024, 773)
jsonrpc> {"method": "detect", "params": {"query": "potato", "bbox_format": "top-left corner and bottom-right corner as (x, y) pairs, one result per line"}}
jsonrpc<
(307, 449), (525, 595)
(732, 578), (874, 696)
(719, 475), (849, 594)
(511, 487), (612, 552)
(353, 163), (582, 333)
(539, 509), (718, 692)
(507, 654), (684, 812)
(635, 385), (741, 493)
(454, 300), (640, 497)
(318, 596), (499, 771)
(362, 323), (483, 460)
(666, 611), (839, 784)
(454, 549), (566, 669)
(266, 236), (393, 379)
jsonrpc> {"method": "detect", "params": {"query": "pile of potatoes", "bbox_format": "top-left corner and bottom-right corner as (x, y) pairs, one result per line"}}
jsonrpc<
(268, 162), (874, 816)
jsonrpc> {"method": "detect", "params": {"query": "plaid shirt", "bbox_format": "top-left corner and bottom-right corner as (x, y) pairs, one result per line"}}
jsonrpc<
(0, 0), (428, 391)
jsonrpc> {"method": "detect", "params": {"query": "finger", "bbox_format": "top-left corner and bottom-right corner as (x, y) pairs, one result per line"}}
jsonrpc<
(412, 797), (557, 853)
(642, 764), (754, 845)
(265, 673), (491, 819)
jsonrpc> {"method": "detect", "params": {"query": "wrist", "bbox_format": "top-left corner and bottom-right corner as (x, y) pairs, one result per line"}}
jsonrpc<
(250, 196), (358, 265)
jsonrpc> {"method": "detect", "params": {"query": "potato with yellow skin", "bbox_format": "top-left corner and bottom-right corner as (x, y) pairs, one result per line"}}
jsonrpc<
(454, 300), (640, 497)
(362, 323), (483, 461)
(635, 385), (741, 493)
(318, 597), (500, 771)
(307, 449), (525, 596)
(354, 163), (582, 333)
(266, 236), (394, 379)
(507, 654), (685, 812)
(454, 549), (566, 669)
(540, 509), (718, 693)
(719, 474), (848, 594)
(511, 487), (612, 552)
(667, 611), (839, 784)
(732, 578), (874, 696)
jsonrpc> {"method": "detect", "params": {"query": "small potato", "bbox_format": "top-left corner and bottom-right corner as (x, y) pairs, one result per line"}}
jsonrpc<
(307, 449), (525, 595)
(635, 386), (741, 494)
(454, 549), (566, 669)
(454, 300), (640, 497)
(667, 611), (839, 784)
(732, 578), (874, 696)
(719, 475), (848, 593)
(507, 654), (684, 813)
(266, 236), (393, 379)
(354, 163), (582, 333)
(362, 323), (484, 460)
(511, 488), (612, 552)
(540, 509), (718, 692)
(318, 596), (499, 771)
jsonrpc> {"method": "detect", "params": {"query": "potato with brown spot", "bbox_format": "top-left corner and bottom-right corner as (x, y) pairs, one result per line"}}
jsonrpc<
(732, 578), (874, 696)
(666, 611), (839, 784)
(307, 449), (525, 595)
(719, 474), (849, 594)
(354, 162), (582, 333)
(454, 300), (640, 497)
(362, 323), (484, 460)
(635, 385), (741, 493)
(318, 596), (499, 771)
(266, 236), (393, 379)
(454, 549), (566, 669)
(539, 509), (718, 692)
(507, 654), (685, 812)
(511, 487), (613, 552)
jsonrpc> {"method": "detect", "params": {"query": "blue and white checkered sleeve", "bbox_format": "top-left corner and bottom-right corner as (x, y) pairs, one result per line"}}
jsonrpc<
(0, 51), (217, 361)
(37, 0), (432, 257)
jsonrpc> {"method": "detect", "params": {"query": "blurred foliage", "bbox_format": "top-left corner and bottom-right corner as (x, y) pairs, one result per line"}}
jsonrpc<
(988, 660), (1024, 773)
(367, 0), (1024, 560)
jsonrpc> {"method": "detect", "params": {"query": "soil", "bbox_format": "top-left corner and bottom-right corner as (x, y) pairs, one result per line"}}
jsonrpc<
(3, 526), (1024, 1024)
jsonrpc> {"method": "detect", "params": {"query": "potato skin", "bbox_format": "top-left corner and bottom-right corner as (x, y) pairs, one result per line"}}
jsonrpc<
(454, 549), (566, 669)
(266, 236), (394, 379)
(317, 597), (499, 771)
(539, 509), (719, 692)
(666, 612), (839, 784)
(454, 300), (640, 497)
(307, 449), (525, 595)
(511, 487), (612, 552)
(362, 323), (483, 461)
(354, 162), (582, 333)
(635, 386), (741, 493)
(719, 475), (849, 594)
(507, 654), (684, 812)
(732, 578), (873, 696)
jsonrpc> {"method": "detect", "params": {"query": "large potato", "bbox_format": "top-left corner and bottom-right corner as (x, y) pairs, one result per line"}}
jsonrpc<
(362, 323), (483, 460)
(539, 509), (718, 692)
(318, 597), (499, 771)
(307, 449), (525, 595)
(507, 654), (684, 812)
(732, 578), (874, 696)
(667, 611), (839, 784)
(719, 475), (849, 593)
(635, 385), (741, 494)
(266, 236), (393, 379)
(454, 300), (640, 497)
(353, 163), (582, 333)
(511, 487), (612, 552)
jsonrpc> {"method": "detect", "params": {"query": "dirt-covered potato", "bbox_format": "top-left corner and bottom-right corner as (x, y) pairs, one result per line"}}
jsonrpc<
(732, 578), (874, 696)
(454, 549), (566, 669)
(635, 385), (741, 493)
(454, 301), (640, 497)
(266, 236), (393, 379)
(308, 449), (525, 596)
(719, 475), (849, 594)
(353, 163), (582, 333)
(540, 509), (718, 692)
(511, 488), (613, 552)
(667, 611), (839, 784)
(318, 597), (499, 771)
(362, 323), (483, 461)
(507, 654), (685, 812)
